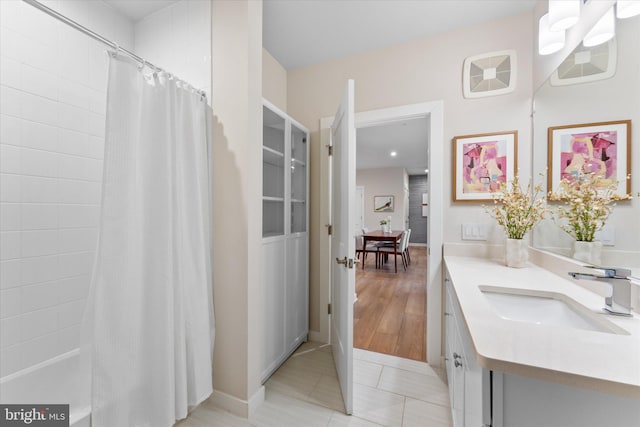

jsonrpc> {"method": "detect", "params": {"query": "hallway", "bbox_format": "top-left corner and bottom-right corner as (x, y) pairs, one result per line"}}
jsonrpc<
(354, 246), (427, 361)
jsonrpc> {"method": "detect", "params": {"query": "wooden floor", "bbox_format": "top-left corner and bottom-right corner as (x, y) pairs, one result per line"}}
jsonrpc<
(354, 246), (427, 362)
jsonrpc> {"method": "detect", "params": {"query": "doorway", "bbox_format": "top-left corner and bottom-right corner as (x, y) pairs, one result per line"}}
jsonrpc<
(319, 100), (444, 364)
(319, 98), (444, 415)
(354, 117), (429, 361)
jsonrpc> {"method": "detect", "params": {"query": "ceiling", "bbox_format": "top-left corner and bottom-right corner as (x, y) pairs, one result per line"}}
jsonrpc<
(102, 0), (180, 22)
(357, 118), (428, 176)
(263, 0), (536, 70)
(105, 1), (535, 64)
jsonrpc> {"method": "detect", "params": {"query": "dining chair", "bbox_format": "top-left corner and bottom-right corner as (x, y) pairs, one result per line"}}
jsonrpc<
(377, 230), (409, 271)
(404, 228), (412, 264)
(355, 235), (379, 267)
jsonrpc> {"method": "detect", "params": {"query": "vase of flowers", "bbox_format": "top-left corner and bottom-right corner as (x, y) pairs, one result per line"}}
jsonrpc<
(379, 217), (391, 233)
(548, 172), (629, 265)
(505, 238), (529, 268)
(572, 240), (603, 265)
(485, 175), (548, 268)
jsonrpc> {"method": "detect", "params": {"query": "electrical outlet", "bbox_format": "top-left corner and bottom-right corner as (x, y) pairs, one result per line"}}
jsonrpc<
(461, 223), (487, 241)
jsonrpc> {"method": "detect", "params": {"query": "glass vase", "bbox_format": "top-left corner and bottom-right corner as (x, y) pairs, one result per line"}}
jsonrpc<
(572, 241), (602, 265)
(505, 238), (528, 268)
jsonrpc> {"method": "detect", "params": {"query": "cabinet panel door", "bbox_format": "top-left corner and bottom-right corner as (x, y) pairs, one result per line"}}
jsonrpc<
(286, 234), (308, 346)
(444, 281), (455, 405)
(262, 239), (286, 378)
(451, 318), (465, 427)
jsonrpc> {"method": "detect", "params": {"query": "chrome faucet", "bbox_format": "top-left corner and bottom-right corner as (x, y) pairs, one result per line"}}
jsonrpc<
(568, 266), (633, 317)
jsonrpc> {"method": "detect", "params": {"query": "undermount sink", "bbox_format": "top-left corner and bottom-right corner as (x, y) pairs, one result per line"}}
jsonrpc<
(479, 286), (629, 335)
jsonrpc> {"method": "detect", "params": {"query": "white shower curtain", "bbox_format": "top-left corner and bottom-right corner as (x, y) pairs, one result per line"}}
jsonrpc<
(86, 52), (214, 427)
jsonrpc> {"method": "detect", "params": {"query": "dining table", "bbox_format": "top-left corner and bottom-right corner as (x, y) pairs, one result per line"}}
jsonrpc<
(361, 230), (404, 273)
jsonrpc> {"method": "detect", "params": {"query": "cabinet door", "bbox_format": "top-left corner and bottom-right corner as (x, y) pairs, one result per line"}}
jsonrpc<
(290, 123), (307, 234)
(286, 234), (308, 347)
(263, 105), (286, 237)
(262, 239), (286, 380)
(444, 280), (455, 404)
(451, 318), (465, 427)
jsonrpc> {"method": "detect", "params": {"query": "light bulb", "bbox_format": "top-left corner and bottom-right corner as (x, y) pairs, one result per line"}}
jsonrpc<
(617, 1), (640, 19)
(539, 13), (565, 55)
(584, 7), (615, 47)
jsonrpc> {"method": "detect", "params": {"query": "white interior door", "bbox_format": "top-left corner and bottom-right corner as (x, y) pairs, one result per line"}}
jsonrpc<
(330, 79), (356, 415)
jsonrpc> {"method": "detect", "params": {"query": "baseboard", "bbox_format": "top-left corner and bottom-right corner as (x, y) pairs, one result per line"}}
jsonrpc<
(248, 386), (265, 417)
(409, 243), (427, 247)
(208, 385), (265, 419)
(308, 330), (326, 343)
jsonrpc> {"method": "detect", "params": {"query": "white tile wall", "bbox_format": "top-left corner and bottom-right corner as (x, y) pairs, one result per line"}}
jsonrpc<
(0, 0), (133, 378)
(1, 0), (209, 379)
(134, 0), (212, 103)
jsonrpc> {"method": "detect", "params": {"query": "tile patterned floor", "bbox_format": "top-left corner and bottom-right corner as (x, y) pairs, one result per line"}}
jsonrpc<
(176, 342), (453, 427)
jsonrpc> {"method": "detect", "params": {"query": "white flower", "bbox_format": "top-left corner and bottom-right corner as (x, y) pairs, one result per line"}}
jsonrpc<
(548, 172), (630, 242)
(484, 175), (548, 240)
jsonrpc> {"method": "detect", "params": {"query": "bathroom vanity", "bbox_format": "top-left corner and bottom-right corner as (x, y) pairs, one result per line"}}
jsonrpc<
(444, 255), (640, 427)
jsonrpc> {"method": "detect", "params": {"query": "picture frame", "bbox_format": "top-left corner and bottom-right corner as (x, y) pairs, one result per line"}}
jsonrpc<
(548, 120), (631, 195)
(373, 195), (394, 212)
(453, 130), (518, 202)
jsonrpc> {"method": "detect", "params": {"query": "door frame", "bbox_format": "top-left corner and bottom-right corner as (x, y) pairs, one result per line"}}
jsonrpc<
(319, 100), (444, 366)
(355, 185), (365, 233)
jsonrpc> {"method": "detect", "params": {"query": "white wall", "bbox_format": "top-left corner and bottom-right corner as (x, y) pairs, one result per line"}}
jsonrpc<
(210, 0), (264, 415)
(134, 0), (212, 102)
(356, 167), (407, 232)
(262, 48), (287, 112)
(0, 0), (133, 377)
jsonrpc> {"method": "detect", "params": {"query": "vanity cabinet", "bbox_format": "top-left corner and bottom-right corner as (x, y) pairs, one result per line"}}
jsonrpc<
(261, 100), (309, 382)
(444, 265), (640, 427)
(445, 275), (490, 427)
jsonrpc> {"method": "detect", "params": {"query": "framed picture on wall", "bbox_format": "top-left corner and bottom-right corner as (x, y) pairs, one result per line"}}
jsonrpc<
(548, 120), (631, 195)
(452, 130), (518, 202)
(373, 196), (394, 212)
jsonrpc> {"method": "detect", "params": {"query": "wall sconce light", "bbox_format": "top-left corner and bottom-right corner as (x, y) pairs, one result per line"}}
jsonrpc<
(549, 0), (581, 31)
(584, 6), (615, 47)
(616, 1), (640, 19)
(539, 0), (638, 55)
(539, 13), (565, 55)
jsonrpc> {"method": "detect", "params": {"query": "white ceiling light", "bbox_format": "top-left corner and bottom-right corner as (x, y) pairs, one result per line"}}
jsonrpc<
(390, 151), (397, 157)
(584, 7), (615, 47)
(616, 1), (640, 19)
(539, 13), (565, 55)
(548, 0), (580, 31)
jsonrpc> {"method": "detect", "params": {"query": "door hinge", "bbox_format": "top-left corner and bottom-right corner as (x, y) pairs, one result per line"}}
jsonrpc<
(328, 303), (331, 315)
(327, 224), (333, 235)
(327, 144), (333, 156)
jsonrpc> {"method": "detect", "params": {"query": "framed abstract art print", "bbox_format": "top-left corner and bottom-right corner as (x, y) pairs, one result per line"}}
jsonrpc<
(548, 120), (631, 195)
(453, 130), (518, 202)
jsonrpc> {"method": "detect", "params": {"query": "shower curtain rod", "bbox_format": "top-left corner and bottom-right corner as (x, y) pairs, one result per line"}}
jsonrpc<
(22, 0), (206, 96)
(22, 0), (162, 71)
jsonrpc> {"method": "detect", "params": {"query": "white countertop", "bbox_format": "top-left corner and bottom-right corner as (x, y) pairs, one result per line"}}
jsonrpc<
(444, 256), (640, 398)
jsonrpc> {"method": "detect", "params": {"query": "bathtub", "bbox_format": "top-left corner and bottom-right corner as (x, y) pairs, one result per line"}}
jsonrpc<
(0, 349), (91, 427)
